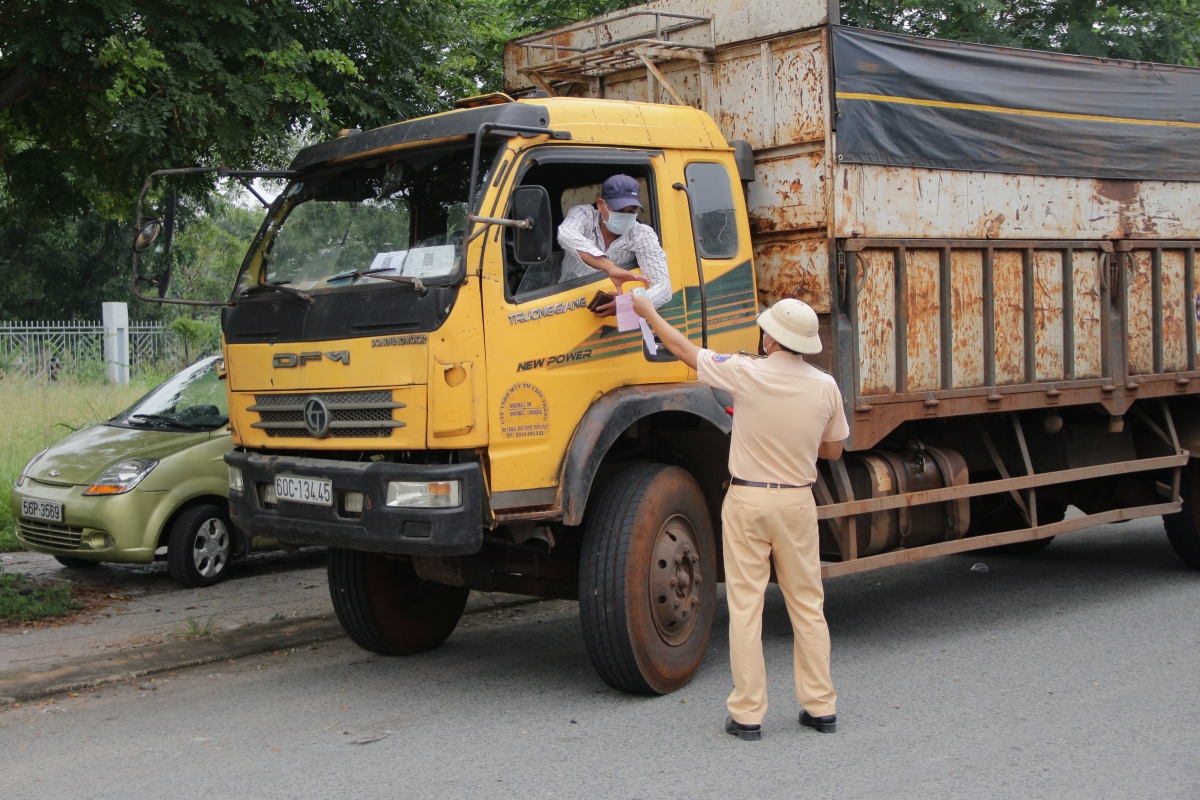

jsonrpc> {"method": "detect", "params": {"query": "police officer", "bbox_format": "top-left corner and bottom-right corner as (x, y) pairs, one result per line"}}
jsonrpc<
(632, 295), (848, 742)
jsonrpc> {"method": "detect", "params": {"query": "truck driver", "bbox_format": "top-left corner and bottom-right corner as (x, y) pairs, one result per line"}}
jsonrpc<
(556, 174), (671, 316)
(632, 293), (848, 741)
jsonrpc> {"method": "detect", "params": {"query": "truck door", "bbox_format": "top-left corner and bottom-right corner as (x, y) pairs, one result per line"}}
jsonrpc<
(676, 157), (760, 361)
(481, 148), (690, 500)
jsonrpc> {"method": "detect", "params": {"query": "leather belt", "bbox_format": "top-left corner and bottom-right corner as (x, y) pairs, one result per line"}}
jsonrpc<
(730, 478), (811, 490)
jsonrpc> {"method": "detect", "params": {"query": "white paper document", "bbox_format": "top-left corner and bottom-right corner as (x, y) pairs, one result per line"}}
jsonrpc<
(640, 319), (659, 355)
(614, 294), (639, 332)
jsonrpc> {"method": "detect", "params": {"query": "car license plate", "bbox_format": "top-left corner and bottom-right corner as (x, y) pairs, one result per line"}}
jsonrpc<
(21, 498), (63, 522)
(274, 476), (333, 507)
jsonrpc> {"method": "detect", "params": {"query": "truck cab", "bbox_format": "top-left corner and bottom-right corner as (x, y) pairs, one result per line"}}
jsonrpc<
(222, 97), (756, 692)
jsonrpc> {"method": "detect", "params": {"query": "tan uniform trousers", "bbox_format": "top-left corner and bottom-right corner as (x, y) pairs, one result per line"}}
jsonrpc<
(722, 483), (836, 724)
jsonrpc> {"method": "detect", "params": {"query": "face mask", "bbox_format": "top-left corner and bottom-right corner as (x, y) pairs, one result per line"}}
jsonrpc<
(604, 211), (638, 236)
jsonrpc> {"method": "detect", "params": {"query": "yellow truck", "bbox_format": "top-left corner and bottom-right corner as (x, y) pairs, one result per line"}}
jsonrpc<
(133, 0), (1200, 694)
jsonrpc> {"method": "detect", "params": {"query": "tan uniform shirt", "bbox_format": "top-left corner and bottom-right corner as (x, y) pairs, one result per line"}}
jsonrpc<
(697, 349), (849, 485)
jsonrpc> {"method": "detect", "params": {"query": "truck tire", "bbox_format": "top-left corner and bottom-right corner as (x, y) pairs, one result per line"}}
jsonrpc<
(328, 548), (470, 655)
(166, 503), (233, 588)
(971, 494), (1064, 554)
(579, 463), (717, 695)
(1163, 465), (1200, 569)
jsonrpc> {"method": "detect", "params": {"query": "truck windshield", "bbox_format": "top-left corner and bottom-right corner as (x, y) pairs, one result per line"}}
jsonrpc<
(235, 143), (499, 297)
(111, 356), (228, 432)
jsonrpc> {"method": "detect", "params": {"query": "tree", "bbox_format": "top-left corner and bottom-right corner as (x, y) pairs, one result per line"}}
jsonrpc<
(840, 1), (1200, 65)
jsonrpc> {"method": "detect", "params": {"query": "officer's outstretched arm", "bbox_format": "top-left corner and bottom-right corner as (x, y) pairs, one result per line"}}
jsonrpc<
(631, 294), (700, 370)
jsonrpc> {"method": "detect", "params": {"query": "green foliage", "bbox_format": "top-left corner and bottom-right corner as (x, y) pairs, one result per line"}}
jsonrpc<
(0, 572), (78, 622)
(840, 1), (1200, 65)
(179, 614), (221, 639)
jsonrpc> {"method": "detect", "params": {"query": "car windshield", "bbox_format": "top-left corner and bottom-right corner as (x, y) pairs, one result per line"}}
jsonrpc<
(114, 357), (228, 432)
(235, 143), (499, 297)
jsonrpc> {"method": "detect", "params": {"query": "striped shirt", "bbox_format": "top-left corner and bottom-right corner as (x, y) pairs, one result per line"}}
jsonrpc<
(556, 204), (672, 308)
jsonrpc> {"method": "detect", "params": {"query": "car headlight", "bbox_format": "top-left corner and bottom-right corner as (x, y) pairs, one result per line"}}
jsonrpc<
(16, 449), (47, 487)
(83, 459), (159, 496)
(228, 466), (244, 492)
(386, 480), (461, 508)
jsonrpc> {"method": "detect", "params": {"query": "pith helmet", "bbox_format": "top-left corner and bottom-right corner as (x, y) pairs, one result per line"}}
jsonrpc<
(756, 298), (821, 354)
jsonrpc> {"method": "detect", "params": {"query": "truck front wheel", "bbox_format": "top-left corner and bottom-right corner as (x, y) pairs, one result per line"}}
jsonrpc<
(579, 463), (717, 695)
(328, 548), (470, 655)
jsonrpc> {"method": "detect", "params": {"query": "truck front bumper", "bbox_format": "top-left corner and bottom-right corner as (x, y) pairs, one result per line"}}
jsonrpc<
(225, 451), (484, 555)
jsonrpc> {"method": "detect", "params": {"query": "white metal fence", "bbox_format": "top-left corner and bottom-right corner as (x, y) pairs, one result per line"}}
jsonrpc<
(0, 320), (183, 380)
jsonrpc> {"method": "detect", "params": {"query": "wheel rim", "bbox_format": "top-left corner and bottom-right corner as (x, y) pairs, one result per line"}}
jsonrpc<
(192, 518), (230, 578)
(647, 513), (703, 646)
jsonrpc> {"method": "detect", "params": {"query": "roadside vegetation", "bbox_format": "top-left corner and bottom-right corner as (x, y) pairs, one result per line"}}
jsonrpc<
(0, 570), (78, 622)
(0, 375), (159, 552)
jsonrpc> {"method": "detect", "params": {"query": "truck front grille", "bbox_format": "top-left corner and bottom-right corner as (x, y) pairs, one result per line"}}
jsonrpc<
(18, 519), (85, 549)
(248, 390), (406, 438)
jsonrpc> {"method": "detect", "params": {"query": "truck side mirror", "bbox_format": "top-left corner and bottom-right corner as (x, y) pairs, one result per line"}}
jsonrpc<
(132, 190), (177, 298)
(512, 185), (552, 265)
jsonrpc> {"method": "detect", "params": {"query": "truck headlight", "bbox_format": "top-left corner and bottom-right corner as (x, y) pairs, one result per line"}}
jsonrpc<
(228, 466), (244, 492)
(386, 480), (461, 508)
(16, 449), (47, 487)
(83, 459), (158, 496)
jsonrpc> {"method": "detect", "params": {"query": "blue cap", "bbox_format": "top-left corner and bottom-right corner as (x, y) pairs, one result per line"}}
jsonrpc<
(601, 174), (642, 211)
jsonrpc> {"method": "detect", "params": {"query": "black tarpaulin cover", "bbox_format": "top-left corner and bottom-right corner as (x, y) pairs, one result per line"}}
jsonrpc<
(832, 25), (1200, 181)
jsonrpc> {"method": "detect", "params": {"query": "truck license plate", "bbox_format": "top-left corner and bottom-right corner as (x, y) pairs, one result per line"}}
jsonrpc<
(275, 476), (333, 507)
(21, 498), (63, 522)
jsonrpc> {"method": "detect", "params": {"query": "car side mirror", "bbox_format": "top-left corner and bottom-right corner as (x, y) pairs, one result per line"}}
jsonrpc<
(511, 185), (552, 265)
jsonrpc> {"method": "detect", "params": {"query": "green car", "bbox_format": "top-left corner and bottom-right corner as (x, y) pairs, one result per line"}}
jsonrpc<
(11, 356), (272, 587)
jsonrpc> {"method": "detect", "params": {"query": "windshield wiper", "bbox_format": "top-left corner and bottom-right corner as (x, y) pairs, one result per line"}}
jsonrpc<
(328, 266), (395, 283)
(129, 413), (203, 432)
(239, 281), (314, 305)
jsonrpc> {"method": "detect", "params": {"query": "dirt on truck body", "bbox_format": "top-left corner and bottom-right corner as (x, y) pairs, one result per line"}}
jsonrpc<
(133, 0), (1200, 695)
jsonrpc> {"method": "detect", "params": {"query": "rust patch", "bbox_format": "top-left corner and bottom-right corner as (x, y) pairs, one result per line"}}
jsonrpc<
(753, 237), (829, 312)
(856, 249), (896, 395)
(950, 250), (985, 388)
(1033, 250), (1064, 381)
(746, 152), (827, 233)
(1162, 250), (1188, 372)
(1094, 180), (1139, 204)
(771, 37), (826, 145)
(982, 213), (1005, 239)
(1073, 251), (1103, 379)
(1127, 250), (1154, 375)
(993, 250), (1025, 385)
(905, 250), (941, 391)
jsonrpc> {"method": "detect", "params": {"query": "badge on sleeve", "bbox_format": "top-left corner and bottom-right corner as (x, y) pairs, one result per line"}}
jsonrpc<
(710, 353), (733, 363)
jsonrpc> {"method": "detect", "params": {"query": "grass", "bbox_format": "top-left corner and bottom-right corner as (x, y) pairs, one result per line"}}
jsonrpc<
(179, 614), (221, 639)
(0, 375), (158, 552)
(0, 571), (78, 622)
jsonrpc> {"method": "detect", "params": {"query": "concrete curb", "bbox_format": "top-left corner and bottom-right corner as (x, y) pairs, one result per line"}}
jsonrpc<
(0, 597), (542, 705)
(0, 614), (345, 706)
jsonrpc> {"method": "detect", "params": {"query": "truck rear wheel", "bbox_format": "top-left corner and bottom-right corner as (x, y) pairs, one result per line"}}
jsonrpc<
(579, 463), (717, 695)
(328, 548), (470, 655)
(1163, 465), (1200, 569)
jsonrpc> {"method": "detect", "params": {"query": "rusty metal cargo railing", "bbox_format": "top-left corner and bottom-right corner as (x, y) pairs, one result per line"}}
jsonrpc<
(833, 238), (1200, 450)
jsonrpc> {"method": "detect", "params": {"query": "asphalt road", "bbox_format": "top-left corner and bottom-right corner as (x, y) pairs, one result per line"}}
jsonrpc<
(2, 516), (1197, 800)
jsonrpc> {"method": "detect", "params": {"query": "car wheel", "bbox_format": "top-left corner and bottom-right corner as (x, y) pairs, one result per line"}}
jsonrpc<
(167, 503), (233, 588)
(54, 555), (99, 569)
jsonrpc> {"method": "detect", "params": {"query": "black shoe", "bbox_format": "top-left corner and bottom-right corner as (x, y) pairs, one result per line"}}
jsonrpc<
(724, 715), (762, 741)
(799, 710), (836, 733)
